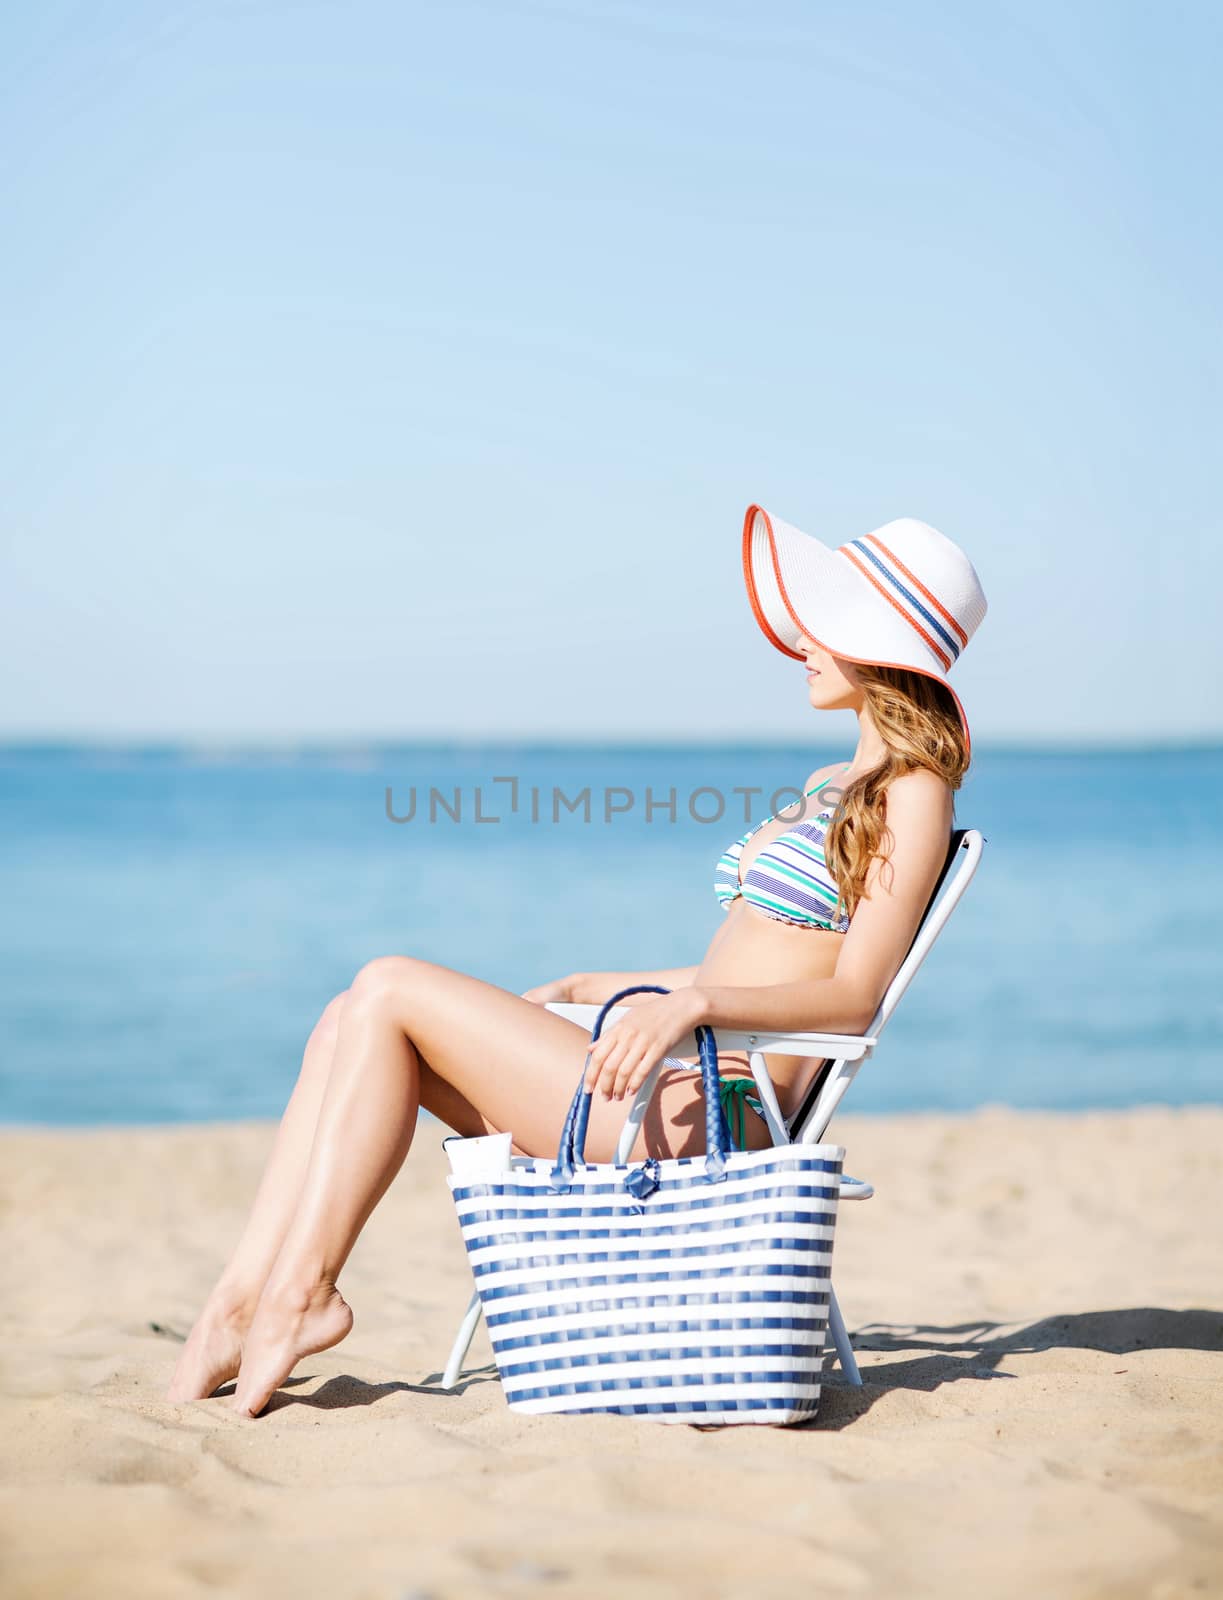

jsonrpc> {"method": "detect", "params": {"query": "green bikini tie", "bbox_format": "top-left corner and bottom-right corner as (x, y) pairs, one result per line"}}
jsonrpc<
(718, 1076), (765, 1152)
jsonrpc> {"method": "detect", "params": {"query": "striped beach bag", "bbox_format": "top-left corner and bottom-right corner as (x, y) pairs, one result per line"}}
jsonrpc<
(445, 985), (845, 1425)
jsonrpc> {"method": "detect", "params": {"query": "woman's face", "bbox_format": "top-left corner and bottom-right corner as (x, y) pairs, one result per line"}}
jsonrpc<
(795, 632), (862, 712)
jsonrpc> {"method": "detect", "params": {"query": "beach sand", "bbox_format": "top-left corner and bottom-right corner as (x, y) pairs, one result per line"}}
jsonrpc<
(1, 1107), (1220, 1599)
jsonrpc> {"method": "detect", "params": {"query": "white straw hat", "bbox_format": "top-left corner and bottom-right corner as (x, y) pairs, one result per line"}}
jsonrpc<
(742, 504), (988, 757)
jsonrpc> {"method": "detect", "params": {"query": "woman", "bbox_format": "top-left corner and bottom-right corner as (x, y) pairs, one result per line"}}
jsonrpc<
(168, 503), (988, 1417)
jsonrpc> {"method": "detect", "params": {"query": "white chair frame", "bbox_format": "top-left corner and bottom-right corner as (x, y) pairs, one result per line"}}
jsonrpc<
(440, 828), (987, 1392)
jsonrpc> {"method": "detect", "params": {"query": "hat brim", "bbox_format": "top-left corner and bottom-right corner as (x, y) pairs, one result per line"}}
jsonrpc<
(742, 504), (974, 759)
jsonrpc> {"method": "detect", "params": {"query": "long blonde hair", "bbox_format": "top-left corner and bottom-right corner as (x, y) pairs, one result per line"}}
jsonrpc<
(824, 664), (969, 922)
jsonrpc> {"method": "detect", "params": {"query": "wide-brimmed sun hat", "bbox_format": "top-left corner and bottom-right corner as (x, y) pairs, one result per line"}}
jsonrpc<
(742, 504), (988, 756)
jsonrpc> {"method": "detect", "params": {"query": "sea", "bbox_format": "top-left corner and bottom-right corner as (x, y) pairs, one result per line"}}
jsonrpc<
(1, 743), (1220, 1125)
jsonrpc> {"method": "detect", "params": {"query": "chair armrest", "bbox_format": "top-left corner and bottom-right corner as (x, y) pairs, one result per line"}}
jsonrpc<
(544, 1003), (877, 1063)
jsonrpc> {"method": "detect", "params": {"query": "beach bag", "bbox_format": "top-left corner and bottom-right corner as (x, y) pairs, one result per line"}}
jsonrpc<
(445, 985), (845, 1425)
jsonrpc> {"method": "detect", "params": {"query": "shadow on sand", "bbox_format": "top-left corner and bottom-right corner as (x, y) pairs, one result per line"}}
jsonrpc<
(812, 1305), (1223, 1429)
(258, 1362), (502, 1413)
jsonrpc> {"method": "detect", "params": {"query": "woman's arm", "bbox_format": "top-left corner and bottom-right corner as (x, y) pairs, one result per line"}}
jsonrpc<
(698, 974), (872, 1038)
(566, 960), (691, 998)
(522, 966), (699, 1006)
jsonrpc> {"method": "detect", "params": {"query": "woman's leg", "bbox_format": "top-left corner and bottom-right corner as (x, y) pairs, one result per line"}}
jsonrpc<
(230, 956), (770, 1417)
(167, 991), (352, 1402)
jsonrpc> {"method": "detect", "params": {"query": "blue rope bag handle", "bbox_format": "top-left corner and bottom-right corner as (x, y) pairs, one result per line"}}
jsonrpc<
(549, 984), (731, 1193)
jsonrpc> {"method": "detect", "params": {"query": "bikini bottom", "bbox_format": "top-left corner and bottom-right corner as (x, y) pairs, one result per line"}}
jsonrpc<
(660, 1058), (769, 1152)
(717, 1073), (768, 1151)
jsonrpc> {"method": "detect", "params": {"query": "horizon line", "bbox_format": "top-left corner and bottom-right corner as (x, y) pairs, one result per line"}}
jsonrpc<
(2, 734), (1221, 756)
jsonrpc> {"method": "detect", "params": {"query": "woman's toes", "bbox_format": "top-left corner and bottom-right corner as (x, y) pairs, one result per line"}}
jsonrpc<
(230, 1284), (354, 1418)
(165, 1306), (250, 1403)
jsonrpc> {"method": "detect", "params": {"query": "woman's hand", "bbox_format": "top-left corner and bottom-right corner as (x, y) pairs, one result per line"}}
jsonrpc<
(521, 974), (580, 1005)
(583, 988), (708, 1103)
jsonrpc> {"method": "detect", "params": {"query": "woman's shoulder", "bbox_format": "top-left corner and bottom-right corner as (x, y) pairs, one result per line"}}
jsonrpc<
(886, 764), (955, 804)
(880, 766), (956, 844)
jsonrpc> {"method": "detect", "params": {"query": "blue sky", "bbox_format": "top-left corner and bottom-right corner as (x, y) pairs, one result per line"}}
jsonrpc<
(1, 0), (1219, 745)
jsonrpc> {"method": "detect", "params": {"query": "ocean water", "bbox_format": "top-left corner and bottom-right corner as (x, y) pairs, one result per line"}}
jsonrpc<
(1, 743), (1220, 1124)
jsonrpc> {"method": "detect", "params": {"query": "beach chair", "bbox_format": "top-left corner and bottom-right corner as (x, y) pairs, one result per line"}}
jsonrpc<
(440, 827), (987, 1392)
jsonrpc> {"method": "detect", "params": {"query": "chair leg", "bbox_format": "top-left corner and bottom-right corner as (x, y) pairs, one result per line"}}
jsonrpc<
(441, 1287), (482, 1390)
(827, 1285), (863, 1387)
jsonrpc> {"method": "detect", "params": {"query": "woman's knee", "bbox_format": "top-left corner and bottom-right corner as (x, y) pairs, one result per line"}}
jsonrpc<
(317, 988), (350, 1036)
(303, 989), (350, 1060)
(347, 955), (433, 1017)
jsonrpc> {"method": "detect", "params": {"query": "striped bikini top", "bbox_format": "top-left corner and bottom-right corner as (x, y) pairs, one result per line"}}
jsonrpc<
(714, 765), (851, 933)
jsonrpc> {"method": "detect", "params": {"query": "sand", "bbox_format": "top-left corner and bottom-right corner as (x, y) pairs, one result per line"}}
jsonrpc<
(1, 1107), (1220, 1599)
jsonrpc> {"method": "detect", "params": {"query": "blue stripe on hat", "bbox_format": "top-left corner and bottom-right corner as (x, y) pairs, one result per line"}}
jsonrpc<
(848, 538), (962, 661)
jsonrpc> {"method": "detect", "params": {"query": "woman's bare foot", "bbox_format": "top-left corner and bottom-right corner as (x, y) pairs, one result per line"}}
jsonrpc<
(230, 1280), (353, 1418)
(166, 1289), (257, 1402)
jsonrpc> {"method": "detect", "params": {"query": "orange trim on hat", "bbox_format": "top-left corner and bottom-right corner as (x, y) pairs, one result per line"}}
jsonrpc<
(741, 505), (804, 661)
